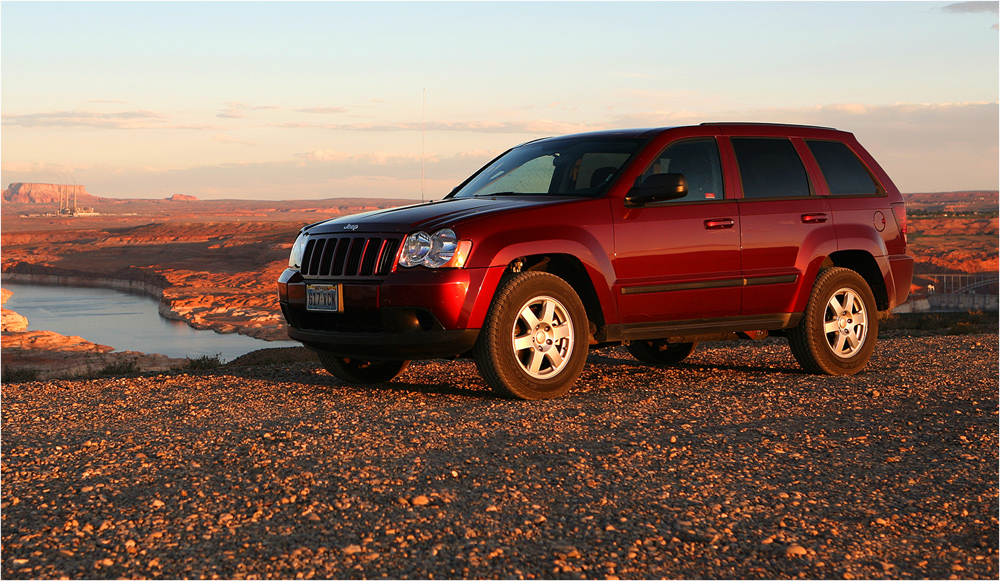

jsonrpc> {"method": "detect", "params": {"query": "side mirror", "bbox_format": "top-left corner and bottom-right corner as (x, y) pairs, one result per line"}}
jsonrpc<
(626, 173), (688, 204)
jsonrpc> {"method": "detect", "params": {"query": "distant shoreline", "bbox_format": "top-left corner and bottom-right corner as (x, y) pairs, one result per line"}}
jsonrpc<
(1, 268), (286, 342)
(2, 271), (166, 301)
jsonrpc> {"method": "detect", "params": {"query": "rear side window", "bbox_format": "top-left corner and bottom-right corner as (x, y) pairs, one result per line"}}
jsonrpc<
(807, 140), (881, 196)
(732, 138), (812, 199)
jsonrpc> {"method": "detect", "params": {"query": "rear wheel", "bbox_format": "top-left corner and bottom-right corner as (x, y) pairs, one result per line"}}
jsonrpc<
(473, 272), (589, 400)
(317, 352), (409, 384)
(788, 267), (878, 375)
(627, 340), (698, 366)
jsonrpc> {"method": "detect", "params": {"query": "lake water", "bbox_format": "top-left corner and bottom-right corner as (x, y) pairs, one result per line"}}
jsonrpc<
(2, 282), (296, 362)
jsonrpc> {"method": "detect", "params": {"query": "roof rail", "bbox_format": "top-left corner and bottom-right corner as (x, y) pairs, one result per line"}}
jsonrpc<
(700, 122), (837, 131)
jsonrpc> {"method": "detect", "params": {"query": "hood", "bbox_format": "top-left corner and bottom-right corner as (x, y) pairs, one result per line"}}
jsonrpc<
(305, 196), (577, 235)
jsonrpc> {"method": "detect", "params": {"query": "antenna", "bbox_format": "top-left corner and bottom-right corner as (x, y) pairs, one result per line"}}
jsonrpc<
(421, 88), (426, 203)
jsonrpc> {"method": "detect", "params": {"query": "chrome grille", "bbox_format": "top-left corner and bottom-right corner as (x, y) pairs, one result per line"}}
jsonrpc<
(300, 235), (401, 278)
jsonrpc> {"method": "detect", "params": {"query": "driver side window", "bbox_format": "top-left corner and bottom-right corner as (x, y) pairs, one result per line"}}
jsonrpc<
(640, 139), (725, 202)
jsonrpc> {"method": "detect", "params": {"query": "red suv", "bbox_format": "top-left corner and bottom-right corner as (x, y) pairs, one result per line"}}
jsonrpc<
(278, 123), (913, 399)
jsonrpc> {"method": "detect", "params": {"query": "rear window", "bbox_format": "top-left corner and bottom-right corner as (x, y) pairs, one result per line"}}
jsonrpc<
(807, 140), (881, 196)
(732, 138), (812, 199)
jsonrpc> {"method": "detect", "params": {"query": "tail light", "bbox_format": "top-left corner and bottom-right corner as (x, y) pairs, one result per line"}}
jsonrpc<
(890, 203), (907, 245)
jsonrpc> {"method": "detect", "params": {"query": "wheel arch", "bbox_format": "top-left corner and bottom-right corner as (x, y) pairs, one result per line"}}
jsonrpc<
(823, 250), (890, 311)
(507, 253), (606, 339)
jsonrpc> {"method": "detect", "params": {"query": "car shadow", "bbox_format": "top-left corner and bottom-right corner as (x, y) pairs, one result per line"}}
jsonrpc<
(219, 361), (500, 399)
(584, 350), (805, 376)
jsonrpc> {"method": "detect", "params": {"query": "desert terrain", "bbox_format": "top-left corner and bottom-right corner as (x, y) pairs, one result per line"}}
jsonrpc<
(904, 191), (999, 275)
(1, 184), (996, 377)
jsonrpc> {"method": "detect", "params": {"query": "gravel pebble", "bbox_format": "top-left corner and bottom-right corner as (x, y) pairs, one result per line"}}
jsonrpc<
(2, 334), (997, 579)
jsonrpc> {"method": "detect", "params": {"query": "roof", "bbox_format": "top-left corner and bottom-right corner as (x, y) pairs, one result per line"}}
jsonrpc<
(521, 122), (848, 146)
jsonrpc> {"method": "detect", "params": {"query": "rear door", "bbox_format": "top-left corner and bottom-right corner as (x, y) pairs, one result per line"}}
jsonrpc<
(726, 134), (837, 316)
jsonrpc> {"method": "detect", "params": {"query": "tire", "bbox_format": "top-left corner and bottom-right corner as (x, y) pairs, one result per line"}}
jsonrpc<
(788, 267), (879, 375)
(627, 340), (698, 366)
(473, 271), (589, 400)
(317, 352), (409, 384)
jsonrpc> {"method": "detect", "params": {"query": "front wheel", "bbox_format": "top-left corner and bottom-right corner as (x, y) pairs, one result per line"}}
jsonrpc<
(473, 272), (589, 400)
(317, 352), (409, 384)
(788, 267), (879, 375)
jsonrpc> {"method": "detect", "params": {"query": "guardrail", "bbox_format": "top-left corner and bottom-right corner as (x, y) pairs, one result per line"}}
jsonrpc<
(922, 273), (999, 295)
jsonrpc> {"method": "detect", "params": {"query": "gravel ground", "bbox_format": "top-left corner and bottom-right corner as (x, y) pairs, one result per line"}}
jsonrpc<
(2, 334), (997, 580)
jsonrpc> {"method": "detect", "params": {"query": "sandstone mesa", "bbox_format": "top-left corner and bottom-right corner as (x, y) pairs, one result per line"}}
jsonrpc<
(3, 183), (100, 205)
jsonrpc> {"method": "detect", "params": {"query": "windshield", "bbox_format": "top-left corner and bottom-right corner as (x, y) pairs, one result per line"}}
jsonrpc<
(450, 136), (645, 198)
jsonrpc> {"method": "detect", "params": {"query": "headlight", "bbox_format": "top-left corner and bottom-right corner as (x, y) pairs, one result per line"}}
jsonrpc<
(424, 228), (459, 268)
(399, 231), (432, 267)
(289, 232), (308, 268)
(399, 228), (471, 269)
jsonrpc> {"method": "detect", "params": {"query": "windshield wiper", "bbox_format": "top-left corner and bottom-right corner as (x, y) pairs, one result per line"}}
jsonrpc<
(474, 191), (533, 197)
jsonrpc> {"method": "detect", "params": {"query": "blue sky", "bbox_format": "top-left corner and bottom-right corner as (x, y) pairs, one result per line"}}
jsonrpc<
(2, 1), (997, 200)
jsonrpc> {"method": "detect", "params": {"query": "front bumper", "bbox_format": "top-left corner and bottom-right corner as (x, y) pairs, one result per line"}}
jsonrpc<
(278, 267), (497, 360)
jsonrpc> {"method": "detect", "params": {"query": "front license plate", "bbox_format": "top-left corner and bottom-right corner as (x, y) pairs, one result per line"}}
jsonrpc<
(306, 284), (342, 312)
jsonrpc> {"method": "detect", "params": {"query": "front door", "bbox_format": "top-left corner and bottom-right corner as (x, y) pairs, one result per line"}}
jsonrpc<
(613, 137), (742, 326)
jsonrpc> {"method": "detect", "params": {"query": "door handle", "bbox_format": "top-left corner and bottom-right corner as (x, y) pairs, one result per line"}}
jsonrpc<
(704, 218), (735, 229)
(801, 213), (828, 224)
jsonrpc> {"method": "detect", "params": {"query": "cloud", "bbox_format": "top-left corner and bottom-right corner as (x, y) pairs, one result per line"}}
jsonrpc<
(612, 72), (656, 79)
(943, 1), (1000, 28)
(4, 102), (994, 200)
(455, 149), (504, 159)
(827, 104), (870, 115)
(296, 107), (348, 115)
(296, 150), (430, 165)
(217, 101), (282, 119)
(616, 101), (999, 192)
(0, 109), (218, 130)
(609, 100), (996, 128)
(212, 134), (257, 146)
(943, 1), (999, 14)
(1, 161), (93, 174)
(274, 119), (602, 135)
(1, 156), (436, 200)
(4, 146), (497, 200)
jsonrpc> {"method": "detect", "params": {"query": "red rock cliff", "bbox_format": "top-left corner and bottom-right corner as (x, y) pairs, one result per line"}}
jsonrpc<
(3, 183), (100, 204)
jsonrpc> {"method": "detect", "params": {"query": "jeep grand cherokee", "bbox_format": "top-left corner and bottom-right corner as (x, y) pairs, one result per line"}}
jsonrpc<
(278, 123), (913, 399)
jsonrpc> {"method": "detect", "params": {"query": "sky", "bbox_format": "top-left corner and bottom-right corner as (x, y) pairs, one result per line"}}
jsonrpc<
(1, 1), (998, 201)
